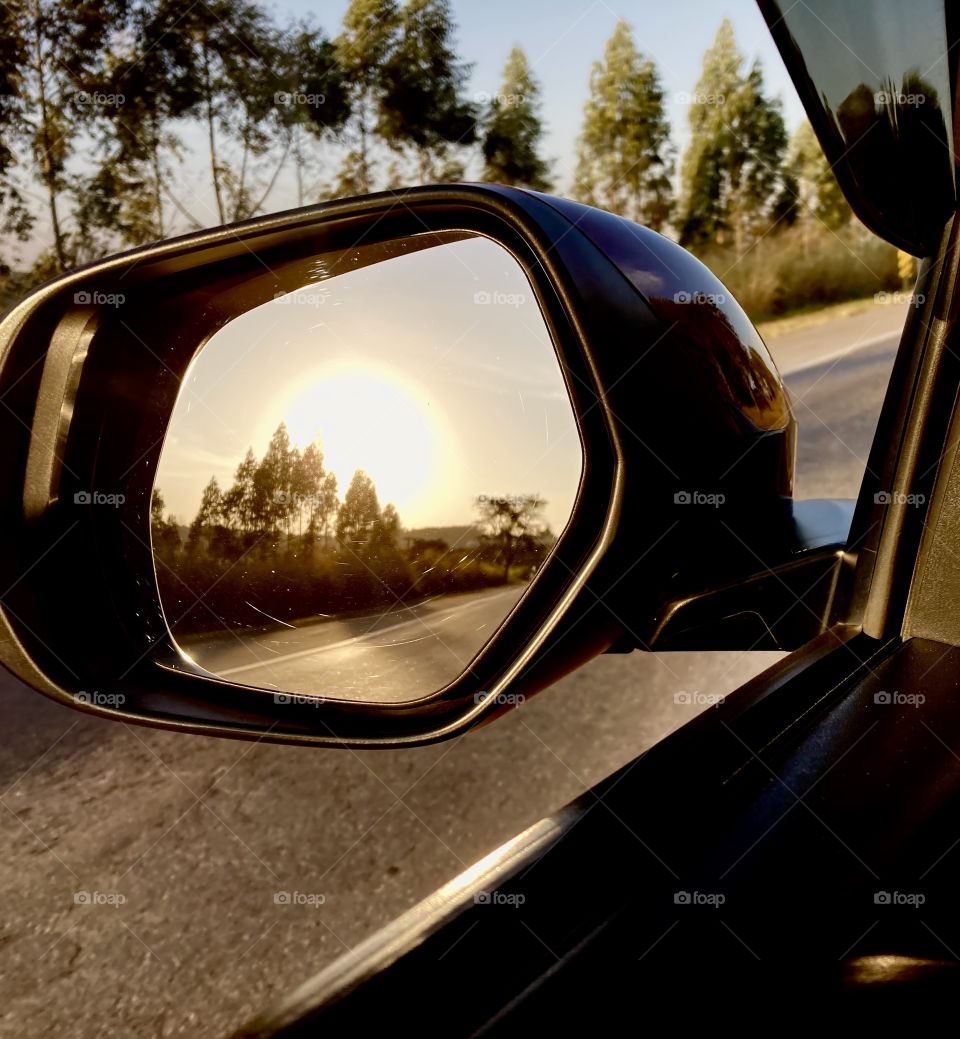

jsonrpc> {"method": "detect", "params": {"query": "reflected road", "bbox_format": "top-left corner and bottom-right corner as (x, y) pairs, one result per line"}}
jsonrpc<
(186, 585), (526, 702)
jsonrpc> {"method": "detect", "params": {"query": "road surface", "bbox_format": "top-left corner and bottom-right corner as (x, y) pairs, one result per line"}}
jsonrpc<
(0, 300), (906, 1038)
(188, 585), (526, 703)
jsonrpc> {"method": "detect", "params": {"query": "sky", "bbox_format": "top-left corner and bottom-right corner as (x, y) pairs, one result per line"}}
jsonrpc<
(156, 235), (584, 531)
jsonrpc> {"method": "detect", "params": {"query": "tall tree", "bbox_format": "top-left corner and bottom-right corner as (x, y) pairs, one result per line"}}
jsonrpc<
(377, 0), (477, 183)
(336, 469), (382, 552)
(77, 0), (207, 249)
(572, 21), (672, 229)
(148, 0), (291, 225)
(481, 47), (551, 190)
(783, 119), (852, 232)
(277, 20), (352, 207)
(678, 19), (789, 249)
(221, 448), (258, 534)
(186, 476), (222, 554)
(335, 0), (399, 195)
(254, 422), (294, 537)
(5, 0), (129, 272)
(297, 442), (338, 545)
(0, 4), (34, 255)
(373, 501), (401, 548)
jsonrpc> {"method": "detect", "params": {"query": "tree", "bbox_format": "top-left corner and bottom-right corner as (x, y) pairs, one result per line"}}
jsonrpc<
(0, 4), (34, 255)
(475, 494), (548, 580)
(4, 0), (129, 272)
(783, 120), (851, 232)
(186, 476), (222, 554)
(221, 447), (258, 535)
(572, 21), (672, 229)
(678, 19), (789, 250)
(276, 20), (352, 207)
(373, 501), (401, 548)
(147, 0), (292, 225)
(481, 47), (551, 190)
(295, 442), (338, 546)
(76, 0), (207, 247)
(335, 0), (399, 194)
(336, 469), (382, 552)
(377, 0), (477, 183)
(151, 487), (182, 557)
(254, 422), (294, 538)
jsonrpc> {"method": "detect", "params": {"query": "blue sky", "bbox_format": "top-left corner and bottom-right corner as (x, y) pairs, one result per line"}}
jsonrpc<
(279, 0), (805, 186)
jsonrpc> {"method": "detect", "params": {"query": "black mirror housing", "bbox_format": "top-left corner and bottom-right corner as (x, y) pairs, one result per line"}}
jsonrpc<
(0, 184), (841, 746)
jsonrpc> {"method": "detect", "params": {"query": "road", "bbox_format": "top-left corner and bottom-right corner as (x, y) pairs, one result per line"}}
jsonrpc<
(0, 300), (906, 1038)
(189, 585), (526, 703)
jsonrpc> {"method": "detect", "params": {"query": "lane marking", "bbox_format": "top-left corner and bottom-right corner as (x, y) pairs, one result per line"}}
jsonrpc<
(779, 330), (900, 377)
(211, 587), (523, 677)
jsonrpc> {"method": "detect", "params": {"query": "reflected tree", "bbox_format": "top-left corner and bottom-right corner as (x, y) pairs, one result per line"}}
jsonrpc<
(475, 494), (550, 580)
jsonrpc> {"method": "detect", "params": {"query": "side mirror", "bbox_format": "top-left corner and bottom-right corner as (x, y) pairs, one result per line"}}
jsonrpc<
(0, 185), (850, 746)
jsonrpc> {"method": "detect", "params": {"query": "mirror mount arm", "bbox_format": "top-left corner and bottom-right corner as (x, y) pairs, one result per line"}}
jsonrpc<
(626, 500), (856, 652)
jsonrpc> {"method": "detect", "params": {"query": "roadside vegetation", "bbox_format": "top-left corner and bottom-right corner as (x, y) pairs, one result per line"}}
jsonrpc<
(152, 423), (553, 636)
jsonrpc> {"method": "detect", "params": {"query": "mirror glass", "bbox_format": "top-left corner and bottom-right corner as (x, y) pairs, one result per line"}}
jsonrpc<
(151, 233), (583, 703)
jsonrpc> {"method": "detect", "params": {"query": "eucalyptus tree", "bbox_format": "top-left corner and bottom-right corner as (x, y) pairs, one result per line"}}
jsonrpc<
(573, 21), (672, 229)
(481, 47), (551, 190)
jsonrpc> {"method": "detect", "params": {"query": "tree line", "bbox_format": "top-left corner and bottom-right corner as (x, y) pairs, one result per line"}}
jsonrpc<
(0, 3), (867, 293)
(151, 422), (552, 635)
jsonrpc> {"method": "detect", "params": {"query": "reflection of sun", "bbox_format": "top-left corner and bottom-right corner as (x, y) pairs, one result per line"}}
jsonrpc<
(274, 362), (439, 517)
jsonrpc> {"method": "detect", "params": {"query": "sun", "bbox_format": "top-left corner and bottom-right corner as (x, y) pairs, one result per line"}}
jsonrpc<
(271, 362), (443, 521)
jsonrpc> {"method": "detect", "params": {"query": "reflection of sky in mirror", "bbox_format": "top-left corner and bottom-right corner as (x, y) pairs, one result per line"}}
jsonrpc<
(783, 0), (951, 142)
(156, 236), (583, 531)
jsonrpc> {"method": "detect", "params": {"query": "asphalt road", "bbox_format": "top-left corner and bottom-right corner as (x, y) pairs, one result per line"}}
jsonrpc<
(191, 585), (526, 703)
(0, 300), (906, 1038)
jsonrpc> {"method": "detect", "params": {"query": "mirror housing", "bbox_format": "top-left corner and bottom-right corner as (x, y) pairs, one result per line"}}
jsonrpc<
(0, 184), (848, 746)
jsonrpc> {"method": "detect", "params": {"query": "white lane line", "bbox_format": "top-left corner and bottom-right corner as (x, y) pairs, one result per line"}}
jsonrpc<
(778, 329), (901, 377)
(212, 588), (522, 677)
